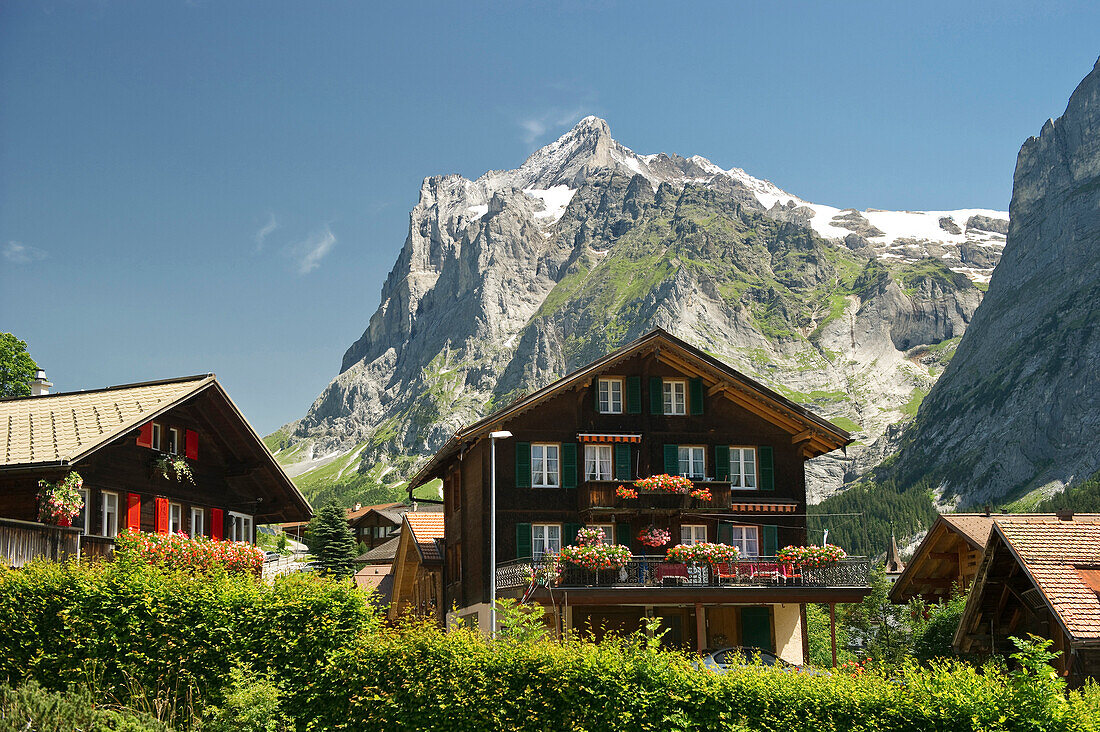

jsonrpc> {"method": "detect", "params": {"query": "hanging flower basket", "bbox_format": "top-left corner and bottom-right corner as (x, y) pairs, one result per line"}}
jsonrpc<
(634, 474), (693, 494)
(775, 544), (847, 568)
(37, 472), (84, 526)
(665, 542), (740, 566)
(615, 484), (638, 500)
(153, 454), (195, 484)
(637, 526), (671, 548)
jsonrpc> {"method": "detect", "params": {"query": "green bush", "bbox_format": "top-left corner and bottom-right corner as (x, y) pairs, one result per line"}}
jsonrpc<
(0, 680), (173, 732)
(0, 560), (378, 724)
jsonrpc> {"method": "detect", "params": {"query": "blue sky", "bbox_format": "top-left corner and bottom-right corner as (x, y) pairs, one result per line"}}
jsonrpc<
(2, 1), (1098, 435)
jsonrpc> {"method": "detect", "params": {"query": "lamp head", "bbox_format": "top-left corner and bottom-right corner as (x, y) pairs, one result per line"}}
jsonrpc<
(490, 430), (513, 439)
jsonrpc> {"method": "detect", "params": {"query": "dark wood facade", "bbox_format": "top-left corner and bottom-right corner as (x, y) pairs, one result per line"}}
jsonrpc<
(0, 376), (311, 552)
(412, 330), (866, 659)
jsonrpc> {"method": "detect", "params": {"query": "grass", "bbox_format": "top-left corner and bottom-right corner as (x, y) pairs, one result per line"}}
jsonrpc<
(900, 387), (928, 418)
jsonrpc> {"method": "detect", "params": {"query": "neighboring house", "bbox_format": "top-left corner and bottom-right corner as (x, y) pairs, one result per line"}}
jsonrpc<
(354, 564), (395, 608)
(0, 374), (311, 565)
(954, 514), (1100, 686)
(388, 512), (445, 623)
(348, 502), (406, 548)
(407, 329), (871, 663)
(889, 513), (996, 604)
(356, 534), (401, 566)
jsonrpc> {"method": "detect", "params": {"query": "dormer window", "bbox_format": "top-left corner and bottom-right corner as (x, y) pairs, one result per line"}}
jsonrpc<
(597, 378), (622, 414)
(663, 380), (686, 415)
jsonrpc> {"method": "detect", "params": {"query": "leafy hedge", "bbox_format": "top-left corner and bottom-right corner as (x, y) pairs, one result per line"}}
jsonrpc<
(0, 560), (378, 713)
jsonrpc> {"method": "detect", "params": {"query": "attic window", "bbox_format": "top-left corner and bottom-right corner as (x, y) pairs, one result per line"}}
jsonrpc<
(151, 423), (162, 451)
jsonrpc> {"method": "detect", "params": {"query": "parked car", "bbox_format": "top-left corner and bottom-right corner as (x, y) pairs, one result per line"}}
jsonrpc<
(698, 647), (829, 675)
(264, 551), (280, 563)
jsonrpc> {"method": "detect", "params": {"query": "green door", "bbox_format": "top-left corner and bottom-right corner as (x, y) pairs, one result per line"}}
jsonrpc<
(739, 607), (773, 653)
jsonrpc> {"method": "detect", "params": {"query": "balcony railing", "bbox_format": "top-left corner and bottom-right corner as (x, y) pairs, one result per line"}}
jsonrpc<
(496, 555), (870, 591)
(581, 481), (733, 511)
(0, 517), (81, 568)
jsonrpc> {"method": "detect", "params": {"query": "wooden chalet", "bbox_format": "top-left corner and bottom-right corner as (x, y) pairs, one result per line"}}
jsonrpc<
(0, 374), (311, 566)
(388, 512), (445, 623)
(954, 514), (1100, 685)
(408, 329), (871, 663)
(889, 513), (996, 604)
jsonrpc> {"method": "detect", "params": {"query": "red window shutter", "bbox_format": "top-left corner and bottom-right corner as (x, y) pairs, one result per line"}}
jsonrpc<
(154, 497), (169, 534)
(126, 494), (141, 531)
(185, 429), (198, 460)
(137, 422), (153, 448)
(211, 508), (223, 540)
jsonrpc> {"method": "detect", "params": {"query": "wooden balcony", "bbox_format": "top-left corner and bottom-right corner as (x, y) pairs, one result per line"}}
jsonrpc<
(580, 480), (732, 513)
(0, 517), (81, 568)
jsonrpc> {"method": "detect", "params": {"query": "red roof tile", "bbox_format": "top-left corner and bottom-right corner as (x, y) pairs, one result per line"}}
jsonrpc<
(405, 512), (445, 563)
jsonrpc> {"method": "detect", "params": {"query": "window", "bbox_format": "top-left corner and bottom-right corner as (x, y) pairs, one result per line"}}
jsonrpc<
(678, 446), (705, 479)
(531, 524), (561, 560)
(598, 378), (623, 414)
(531, 444), (560, 487)
(589, 524), (615, 545)
(730, 447), (757, 489)
(191, 507), (205, 537)
(75, 488), (90, 535)
(584, 444), (613, 481)
(169, 502), (182, 534)
(663, 380), (686, 415)
(680, 524), (707, 545)
(167, 428), (180, 455)
(728, 526), (759, 557)
(101, 491), (119, 537)
(228, 512), (253, 543)
(151, 423), (162, 451)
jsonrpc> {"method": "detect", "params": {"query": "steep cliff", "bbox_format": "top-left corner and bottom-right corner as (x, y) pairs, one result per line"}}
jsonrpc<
(270, 117), (1004, 507)
(886, 57), (1100, 508)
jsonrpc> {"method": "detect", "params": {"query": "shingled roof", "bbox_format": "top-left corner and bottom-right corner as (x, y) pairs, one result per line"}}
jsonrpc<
(405, 512), (445, 563)
(0, 375), (214, 467)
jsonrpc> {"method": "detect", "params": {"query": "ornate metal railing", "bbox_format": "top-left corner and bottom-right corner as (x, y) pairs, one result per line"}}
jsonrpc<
(496, 555), (870, 591)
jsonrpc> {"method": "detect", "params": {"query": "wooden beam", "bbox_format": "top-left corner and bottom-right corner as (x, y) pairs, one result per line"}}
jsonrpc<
(927, 552), (959, 561)
(791, 429), (813, 444)
(695, 602), (706, 654)
(707, 383), (725, 396)
(829, 603), (838, 668)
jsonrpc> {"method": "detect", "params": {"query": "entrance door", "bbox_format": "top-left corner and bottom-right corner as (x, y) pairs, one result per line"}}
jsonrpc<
(739, 606), (773, 653)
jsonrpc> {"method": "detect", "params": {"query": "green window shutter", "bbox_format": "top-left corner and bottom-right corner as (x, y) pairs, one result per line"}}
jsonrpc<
(690, 377), (705, 415)
(516, 442), (531, 489)
(625, 376), (642, 414)
(614, 443), (632, 481)
(715, 445), (730, 481)
(762, 524), (778, 557)
(759, 446), (774, 491)
(663, 444), (679, 475)
(561, 443), (577, 489)
(717, 521), (734, 545)
(516, 523), (532, 560)
(564, 523), (583, 546)
(649, 377), (663, 414)
(615, 523), (632, 548)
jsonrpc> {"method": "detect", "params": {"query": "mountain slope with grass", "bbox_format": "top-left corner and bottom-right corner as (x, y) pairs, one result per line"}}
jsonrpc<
(271, 117), (1003, 510)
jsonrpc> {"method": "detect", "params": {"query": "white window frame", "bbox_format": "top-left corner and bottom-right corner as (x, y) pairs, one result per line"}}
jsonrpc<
(531, 443), (560, 488)
(730, 447), (758, 490)
(729, 525), (760, 557)
(531, 523), (562, 560)
(191, 507), (205, 537)
(101, 491), (119, 538)
(663, 380), (687, 415)
(589, 524), (615, 546)
(678, 445), (705, 479)
(167, 428), (180, 455)
(584, 444), (613, 481)
(151, 423), (162, 451)
(598, 378), (623, 414)
(168, 502), (183, 534)
(228, 511), (253, 543)
(680, 524), (707, 545)
(75, 488), (90, 535)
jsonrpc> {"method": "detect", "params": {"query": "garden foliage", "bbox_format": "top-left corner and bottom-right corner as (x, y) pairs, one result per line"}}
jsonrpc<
(115, 530), (263, 575)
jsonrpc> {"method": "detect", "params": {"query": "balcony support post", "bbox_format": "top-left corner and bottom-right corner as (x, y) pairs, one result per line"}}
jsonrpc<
(695, 602), (706, 653)
(829, 603), (838, 667)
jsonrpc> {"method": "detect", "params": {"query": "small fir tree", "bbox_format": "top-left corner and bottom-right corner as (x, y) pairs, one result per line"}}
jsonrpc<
(309, 500), (357, 578)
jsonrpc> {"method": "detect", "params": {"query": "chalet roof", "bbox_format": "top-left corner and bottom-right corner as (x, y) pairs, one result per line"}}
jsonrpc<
(0, 375), (215, 466)
(356, 535), (401, 564)
(404, 512), (445, 563)
(0, 374), (311, 523)
(408, 328), (852, 490)
(347, 502), (404, 524)
(996, 518), (1100, 641)
(354, 565), (394, 605)
(940, 514), (998, 550)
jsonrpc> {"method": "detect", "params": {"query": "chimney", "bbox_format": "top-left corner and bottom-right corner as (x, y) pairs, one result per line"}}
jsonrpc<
(1056, 509), (1074, 521)
(30, 369), (52, 396)
(354, 503), (362, 512)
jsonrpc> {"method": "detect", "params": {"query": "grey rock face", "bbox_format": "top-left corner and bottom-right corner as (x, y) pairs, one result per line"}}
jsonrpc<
(277, 117), (1001, 503)
(939, 217), (963, 235)
(890, 57), (1100, 504)
(830, 210), (886, 239)
(965, 214), (1010, 235)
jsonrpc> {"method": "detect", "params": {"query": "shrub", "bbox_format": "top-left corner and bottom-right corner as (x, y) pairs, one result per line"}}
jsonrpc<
(0, 680), (173, 732)
(115, 530), (263, 575)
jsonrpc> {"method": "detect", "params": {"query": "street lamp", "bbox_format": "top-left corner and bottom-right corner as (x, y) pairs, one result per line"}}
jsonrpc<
(489, 430), (512, 639)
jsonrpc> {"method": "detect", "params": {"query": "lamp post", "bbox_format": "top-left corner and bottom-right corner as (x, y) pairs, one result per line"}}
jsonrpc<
(489, 430), (512, 639)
